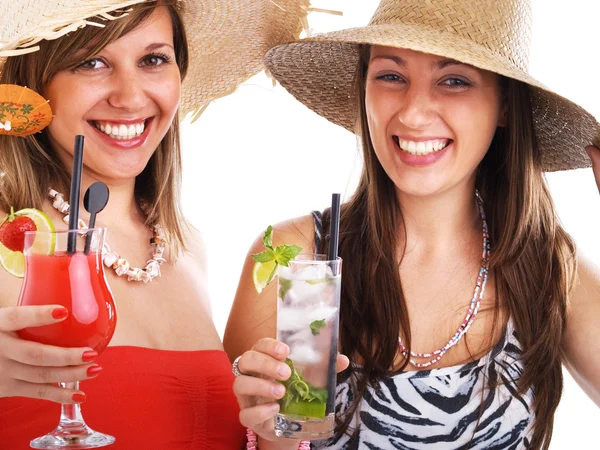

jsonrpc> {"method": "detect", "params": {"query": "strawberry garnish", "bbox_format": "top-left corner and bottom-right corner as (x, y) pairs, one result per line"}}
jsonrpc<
(0, 207), (37, 252)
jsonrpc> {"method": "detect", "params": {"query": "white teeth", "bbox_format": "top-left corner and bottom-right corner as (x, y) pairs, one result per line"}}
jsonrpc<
(397, 138), (450, 155)
(93, 121), (146, 139)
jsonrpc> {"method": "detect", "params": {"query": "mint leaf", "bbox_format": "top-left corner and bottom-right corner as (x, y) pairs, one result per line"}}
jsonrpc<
(278, 278), (292, 301)
(274, 245), (303, 266)
(277, 358), (328, 418)
(310, 319), (326, 336)
(263, 225), (273, 249)
(251, 249), (275, 263)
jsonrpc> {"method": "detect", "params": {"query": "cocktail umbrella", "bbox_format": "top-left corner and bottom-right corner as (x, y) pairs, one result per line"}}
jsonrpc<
(0, 84), (52, 136)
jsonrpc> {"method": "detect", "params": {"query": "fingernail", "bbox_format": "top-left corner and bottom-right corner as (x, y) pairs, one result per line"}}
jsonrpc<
(277, 364), (291, 377)
(72, 393), (86, 403)
(272, 384), (285, 397)
(86, 365), (102, 377)
(275, 344), (287, 356)
(51, 307), (69, 320)
(270, 402), (280, 413)
(81, 350), (98, 363)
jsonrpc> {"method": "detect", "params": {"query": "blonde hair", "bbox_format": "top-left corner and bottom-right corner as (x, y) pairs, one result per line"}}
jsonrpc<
(0, 0), (190, 256)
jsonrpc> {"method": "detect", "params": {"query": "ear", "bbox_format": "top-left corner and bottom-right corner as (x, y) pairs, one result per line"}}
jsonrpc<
(497, 99), (509, 128)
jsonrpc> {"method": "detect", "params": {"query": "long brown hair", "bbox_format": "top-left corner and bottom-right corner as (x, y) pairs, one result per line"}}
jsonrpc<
(318, 45), (576, 449)
(0, 0), (190, 255)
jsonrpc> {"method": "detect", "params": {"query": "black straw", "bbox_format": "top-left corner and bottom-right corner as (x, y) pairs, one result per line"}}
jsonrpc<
(325, 193), (341, 416)
(327, 193), (341, 262)
(67, 135), (85, 253)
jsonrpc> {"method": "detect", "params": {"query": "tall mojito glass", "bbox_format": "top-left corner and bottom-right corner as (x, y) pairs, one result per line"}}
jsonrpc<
(275, 254), (342, 440)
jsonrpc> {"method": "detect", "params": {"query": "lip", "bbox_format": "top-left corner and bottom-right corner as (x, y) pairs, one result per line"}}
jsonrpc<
(87, 117), (153, 150)
(395, 135), (451, 142)
(393, 136), (452, 167)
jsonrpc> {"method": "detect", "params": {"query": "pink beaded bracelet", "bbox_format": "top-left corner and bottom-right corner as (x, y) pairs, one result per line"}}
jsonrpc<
(246, 429), (310, 450)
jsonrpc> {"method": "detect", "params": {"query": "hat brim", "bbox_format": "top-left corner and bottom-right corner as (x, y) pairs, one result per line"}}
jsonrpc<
(0, 0), (311, 120)
(181, 0), (310, 119)
(265, 23), (600, 172)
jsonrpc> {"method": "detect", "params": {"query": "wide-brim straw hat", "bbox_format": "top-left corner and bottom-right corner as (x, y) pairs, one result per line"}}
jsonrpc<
(265, 0), (600, 172)
(0, 0), (312, 121)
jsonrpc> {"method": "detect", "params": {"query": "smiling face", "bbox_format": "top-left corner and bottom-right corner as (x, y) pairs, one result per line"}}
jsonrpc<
(43, 6), (181, 183)
(364, 46), (506, 198)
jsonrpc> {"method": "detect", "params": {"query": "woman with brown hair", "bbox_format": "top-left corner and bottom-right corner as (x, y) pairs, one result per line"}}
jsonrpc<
(226, 0), (600, 449)
(0, 0), (310, 448)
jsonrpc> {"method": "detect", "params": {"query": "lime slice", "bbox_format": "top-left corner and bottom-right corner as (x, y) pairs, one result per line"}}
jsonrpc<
(279, 398), (327, 419)
(0, 208), (55, 277)
(252, 259), (277, 294)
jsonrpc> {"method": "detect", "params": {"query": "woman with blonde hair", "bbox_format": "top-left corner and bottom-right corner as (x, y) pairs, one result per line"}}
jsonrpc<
(226, 0), (600, 449)
(0, 0), (310, 448)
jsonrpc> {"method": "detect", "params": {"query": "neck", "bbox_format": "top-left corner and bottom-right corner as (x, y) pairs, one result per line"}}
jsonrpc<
(396, 184), (481, 255)
(70, 173), (144, 229)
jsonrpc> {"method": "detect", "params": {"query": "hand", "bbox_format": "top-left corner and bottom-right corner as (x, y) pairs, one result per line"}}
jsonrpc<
(586, 145), (600, 193)
(0, 305), (102, 404)
(233, 338), (350, 443)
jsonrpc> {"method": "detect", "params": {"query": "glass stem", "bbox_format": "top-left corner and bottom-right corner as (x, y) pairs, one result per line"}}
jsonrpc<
(59, 381), (87, 430)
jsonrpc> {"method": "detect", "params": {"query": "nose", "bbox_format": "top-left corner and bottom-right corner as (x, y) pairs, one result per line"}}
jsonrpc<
(107, 69), (148, 112)
(396, 85), (436, 130)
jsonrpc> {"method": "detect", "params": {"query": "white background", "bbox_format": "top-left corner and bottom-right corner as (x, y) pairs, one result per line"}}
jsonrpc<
(180, 1), (600, 447)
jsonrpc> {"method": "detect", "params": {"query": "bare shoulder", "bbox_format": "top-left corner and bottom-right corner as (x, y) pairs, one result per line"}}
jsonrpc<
(563, 248), (600, 406)
(181, 223), (208, 276)
(253, 214), (316, 254)
(570, 250), (600, 309)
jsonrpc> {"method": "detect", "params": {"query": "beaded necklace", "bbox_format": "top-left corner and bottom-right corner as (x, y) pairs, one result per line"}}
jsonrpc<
(398, 192), (490, 368)
(48, 188), (167, 283)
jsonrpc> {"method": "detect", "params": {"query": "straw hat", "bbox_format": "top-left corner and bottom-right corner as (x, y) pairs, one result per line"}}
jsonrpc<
(0, 0), (312, 120)
(265, 0), (600, 172)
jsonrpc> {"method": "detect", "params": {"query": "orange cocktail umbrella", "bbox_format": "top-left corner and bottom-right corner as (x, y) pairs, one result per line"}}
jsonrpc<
(0, 84), (52, 136)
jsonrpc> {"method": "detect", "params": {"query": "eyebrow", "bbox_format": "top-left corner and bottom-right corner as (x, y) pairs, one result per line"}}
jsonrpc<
(79, 42), (174, 53)
(145, 42), (174, 52)
(371, 55), (470, 70)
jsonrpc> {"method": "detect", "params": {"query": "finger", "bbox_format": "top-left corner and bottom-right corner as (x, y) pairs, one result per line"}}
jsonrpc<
(251, 338), (290, 361)
(0, 305), (69, 332)
(234, 375), (286, 401)
(6, 360), (102, 384)
(2, 334), (95, 367)
(585, 145), (600, 192)
(238, 350), (292, 381)
(336, 353), (350, 373)
(8, 380), (86, 404)
(239, 402), (280, 429)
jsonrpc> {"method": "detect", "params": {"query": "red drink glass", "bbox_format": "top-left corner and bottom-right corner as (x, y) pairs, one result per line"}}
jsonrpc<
(17, 228), (117, 448)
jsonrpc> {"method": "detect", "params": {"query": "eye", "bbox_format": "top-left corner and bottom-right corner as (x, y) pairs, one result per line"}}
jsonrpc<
(140, 52), (172, 67)
(375, 73), (405, 83)
(440, 77), (471, 88)
(76, 58), (107, 71)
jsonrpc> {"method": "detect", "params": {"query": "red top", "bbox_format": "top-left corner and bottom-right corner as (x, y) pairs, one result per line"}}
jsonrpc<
(0, 346), (246, 450)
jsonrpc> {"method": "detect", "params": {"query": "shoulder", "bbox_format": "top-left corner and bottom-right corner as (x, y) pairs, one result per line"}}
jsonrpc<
(182, 224), (209, 275)
(570, 250), (600, 307)
(249, 213), (316, 255)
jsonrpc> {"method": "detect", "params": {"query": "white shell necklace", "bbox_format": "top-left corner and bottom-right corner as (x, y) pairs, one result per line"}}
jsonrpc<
(48, 188), (167, 283)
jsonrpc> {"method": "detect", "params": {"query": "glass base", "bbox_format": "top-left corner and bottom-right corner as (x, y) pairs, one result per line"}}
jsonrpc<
(274, 413), (334, 440)
(30, 423), (115, 449)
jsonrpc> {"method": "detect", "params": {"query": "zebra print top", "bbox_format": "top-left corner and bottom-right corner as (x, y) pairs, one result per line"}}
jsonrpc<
(310, 211), (535, 449)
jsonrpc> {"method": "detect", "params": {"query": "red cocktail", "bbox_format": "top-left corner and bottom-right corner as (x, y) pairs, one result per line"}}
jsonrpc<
(18, 252), (116, 352)
(18, 228), (117, 448)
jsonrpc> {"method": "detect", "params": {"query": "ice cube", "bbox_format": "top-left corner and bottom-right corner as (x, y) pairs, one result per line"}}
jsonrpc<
(289, 343), (322, 364)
